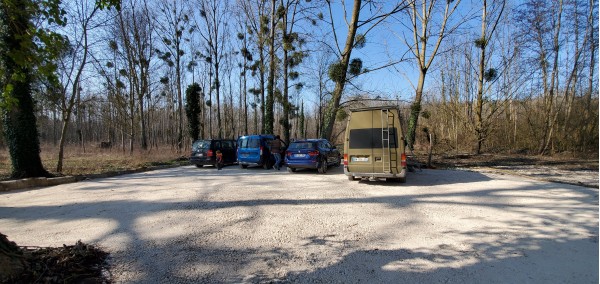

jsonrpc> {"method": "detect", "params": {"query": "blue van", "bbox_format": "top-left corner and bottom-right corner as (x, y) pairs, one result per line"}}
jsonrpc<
(237, 134), (275, 169)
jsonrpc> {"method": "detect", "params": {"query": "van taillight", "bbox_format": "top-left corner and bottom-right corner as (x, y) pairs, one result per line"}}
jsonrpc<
(343, 154), (348, 165)
(260, 146), (263, 156)
(401, 153), (407, 167)
(208, 150), (214, 157)
(308, 150), (319, 157)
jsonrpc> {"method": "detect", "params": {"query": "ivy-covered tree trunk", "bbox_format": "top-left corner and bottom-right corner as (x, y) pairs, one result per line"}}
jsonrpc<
(406, 80), (424, 151)
(0, 0), (51, 179)
(321, 0), (361, 141)
(185, 83), (202, 141)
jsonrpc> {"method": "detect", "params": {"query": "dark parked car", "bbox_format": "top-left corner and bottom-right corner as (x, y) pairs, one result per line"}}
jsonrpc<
(285, 139), (341, 174)
(190, 139), (237, 168)
(237, 134), (276, 169)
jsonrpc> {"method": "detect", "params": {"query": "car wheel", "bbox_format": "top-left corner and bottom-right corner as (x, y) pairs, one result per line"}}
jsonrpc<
(195, 164), (203, 168)
(347, 175), (357, 181)
(317, 157), (327, 174)
(287, 167), (296, 173)
(240, 164), (247, 169)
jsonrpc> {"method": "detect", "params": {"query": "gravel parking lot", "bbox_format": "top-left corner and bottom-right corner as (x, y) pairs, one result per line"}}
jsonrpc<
(1, 165), (598, 283)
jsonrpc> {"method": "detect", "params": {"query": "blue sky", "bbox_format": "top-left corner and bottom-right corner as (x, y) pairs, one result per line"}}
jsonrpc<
(311, 0), (479, 105)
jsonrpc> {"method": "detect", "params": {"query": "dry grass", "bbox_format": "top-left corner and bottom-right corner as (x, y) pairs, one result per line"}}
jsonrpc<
(0, 144), (188, 180)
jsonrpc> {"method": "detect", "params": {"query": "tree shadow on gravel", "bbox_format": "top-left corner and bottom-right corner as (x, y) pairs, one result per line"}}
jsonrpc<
(279, 236), (598, 283)
(0, 167), (597, 282)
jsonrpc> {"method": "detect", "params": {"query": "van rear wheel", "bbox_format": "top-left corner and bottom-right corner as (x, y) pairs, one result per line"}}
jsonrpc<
(347, 175), (357, 181)
(240, 164), (247, 169)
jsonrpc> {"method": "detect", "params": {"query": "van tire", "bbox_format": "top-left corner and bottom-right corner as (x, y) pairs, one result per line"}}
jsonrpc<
(195, 164), (203, 168)
(347, 175), (357, 181)
(240, 164), (247, 169)
(287, 167), (296, 173)
(317, 158), (327, 174)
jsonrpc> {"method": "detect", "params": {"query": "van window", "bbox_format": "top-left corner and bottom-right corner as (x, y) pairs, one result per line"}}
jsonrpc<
(222, 141), (234, 149)
(249, 138), (260, 148)
(193, 140), (210, 150)
(240, 137), (260, 148)
(349, 128), (398, 149)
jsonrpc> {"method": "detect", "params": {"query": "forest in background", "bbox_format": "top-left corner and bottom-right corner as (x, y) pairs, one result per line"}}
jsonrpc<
(0, 0), (598, 177)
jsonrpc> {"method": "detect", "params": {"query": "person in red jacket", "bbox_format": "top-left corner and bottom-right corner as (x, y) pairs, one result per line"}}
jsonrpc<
(215, 150), (223, 170)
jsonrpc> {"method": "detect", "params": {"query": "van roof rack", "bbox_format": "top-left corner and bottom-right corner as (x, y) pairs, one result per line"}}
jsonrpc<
(350, 105), (399, 111)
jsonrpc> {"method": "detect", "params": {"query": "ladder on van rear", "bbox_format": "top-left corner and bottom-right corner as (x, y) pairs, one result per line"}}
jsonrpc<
(381, 109), (398, 173)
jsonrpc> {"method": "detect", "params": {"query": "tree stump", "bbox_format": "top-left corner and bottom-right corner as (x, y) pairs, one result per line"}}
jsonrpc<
(0, 233), (26, 282)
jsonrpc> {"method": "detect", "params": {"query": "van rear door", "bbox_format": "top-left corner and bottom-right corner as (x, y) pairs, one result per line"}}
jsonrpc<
(347, 109), (400, 174)
(347, 110), (375, 173)
(238, 137), (261, 163)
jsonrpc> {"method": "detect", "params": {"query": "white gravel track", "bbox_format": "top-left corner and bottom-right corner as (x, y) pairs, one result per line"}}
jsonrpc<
(0, 165), (598, 283)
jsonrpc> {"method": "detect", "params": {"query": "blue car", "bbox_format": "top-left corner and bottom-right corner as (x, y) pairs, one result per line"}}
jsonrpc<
(285, 139), (341, 174)
(237, 134), (276, 169)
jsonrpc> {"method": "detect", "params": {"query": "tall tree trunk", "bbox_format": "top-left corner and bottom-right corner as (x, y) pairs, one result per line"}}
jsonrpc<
(259, 49), (266, 133)
(2, 69), (51, 178)
(539, 0), (563, 155)
(406, 71), (426, 149)
(243, 31), (249, 135)
(321, 0), (361, 141)
(474, 0), (487, 155)
(265, 0), (277, 134)
(583, 0), (596, 151)
(215, 60), (222, 138)
(176, 55), (183, 151)
(282, 7), (290, 144)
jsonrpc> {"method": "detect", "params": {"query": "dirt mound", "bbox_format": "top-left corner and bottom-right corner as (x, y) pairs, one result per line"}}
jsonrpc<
(1, 233), (110, 283)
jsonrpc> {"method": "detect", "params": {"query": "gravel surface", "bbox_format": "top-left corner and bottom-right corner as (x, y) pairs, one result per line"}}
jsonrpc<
(1, 165), (598, 283)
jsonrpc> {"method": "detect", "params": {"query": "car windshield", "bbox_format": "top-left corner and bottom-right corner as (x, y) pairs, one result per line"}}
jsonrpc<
(288, 142), (316, 150)
(192, 140), (210, 150)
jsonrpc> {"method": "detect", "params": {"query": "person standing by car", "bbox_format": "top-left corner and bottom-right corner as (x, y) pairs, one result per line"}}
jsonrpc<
(270, 135), (285, 170)
(216, 150), (224, 170)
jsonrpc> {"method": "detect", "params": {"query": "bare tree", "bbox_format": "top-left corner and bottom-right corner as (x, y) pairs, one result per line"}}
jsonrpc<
(321, 0), (407, 141)
(278, 0), (313, 143)
(155, 0), (190, 152)
(55, 0), (102, 172)
(401, 0), (462, 150)
(197, 0), (230, 138)
(473, 0), (506, 154)
(239, 0), (270, 133)
(515, 0), (565, 154)
(116, 0), (154, 152)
